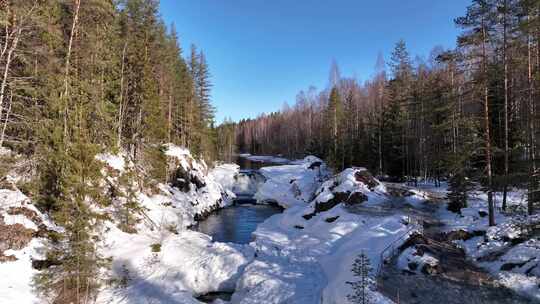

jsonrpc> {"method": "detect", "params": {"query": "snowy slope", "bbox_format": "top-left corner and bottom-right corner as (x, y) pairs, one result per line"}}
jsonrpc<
(0, 145), (248, 304)
(95, 145), (250, 303)
(0, 189), (56, 304)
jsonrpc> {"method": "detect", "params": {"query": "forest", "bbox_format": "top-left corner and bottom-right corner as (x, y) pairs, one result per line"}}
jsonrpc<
(0, 0), (216, 302)
(224, 0), (540, 222)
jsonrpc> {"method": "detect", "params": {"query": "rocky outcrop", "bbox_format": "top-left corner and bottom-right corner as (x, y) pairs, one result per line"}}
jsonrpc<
(305, 167), (385, 217)
(314, 191), (368, 213)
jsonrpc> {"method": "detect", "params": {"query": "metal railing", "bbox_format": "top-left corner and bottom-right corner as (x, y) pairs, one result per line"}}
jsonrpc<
(376, 216), (424, 277)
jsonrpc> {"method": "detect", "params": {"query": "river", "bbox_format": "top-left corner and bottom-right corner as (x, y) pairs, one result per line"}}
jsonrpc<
(194, 155), (285, 244)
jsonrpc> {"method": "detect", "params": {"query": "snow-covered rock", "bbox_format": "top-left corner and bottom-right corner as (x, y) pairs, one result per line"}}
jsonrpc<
(254, 156), (329, 208)
(302, 167), (387, 217)
(397, 245), (440, 275)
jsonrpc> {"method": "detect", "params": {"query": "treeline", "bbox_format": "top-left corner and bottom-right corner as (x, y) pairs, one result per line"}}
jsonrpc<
(1, 0), (215, 302)
(232, 0), (540, 220)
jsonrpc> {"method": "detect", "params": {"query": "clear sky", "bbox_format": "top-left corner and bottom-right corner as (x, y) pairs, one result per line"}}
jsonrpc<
(159, 0), (471, 123)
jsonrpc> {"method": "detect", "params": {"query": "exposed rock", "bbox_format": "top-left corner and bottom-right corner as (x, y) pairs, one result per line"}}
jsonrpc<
(0, 222), (34, 257)
(387, 187), (415, 197)
(399, 232), (429, 251)
(170, 164), (206, 192)
(302, 212), (315, 220)
(325, 216), (339, 223)
(500, 259), (533, 271)
(308, 161), (322, 170)
(354, 170), (379, 190)
(315, 191), (367, 213)
(31, 258), (61, 270)
(0, 253), (17, 262)
(421, 261), (442, 275)
(294, 225), (304, 229)
(441, 229), (474, 242)
(7, 206), (42, 227)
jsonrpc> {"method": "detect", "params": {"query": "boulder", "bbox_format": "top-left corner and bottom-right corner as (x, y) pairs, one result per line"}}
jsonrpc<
(314, 191), (367, 213)
(170, 164), (206, 192)
(354, 170), (379, 190)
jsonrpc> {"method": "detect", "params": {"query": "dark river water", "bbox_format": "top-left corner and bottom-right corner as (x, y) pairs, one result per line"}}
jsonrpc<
(195, 199), (282, 244)
(194, 156), (285, 244)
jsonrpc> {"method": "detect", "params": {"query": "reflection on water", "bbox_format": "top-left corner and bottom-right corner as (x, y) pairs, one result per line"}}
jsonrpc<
(194, 200), (282, 244)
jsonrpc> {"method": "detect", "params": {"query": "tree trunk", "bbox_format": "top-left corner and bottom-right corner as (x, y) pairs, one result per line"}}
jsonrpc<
(482, 21), (495, 226)
(502, 0), (509, 211)
(0, 89), (12, 147)
(63, 0), (81, 141)
(117, 41), (127, 149)
(527, 14), (537, 215)
(0, 25), (21, 148)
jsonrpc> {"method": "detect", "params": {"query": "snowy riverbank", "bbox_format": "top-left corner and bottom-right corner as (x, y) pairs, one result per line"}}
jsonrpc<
(3, 149), (539, 303)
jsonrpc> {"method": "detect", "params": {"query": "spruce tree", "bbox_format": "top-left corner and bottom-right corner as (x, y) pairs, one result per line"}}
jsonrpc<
(347, 251), (373, 304)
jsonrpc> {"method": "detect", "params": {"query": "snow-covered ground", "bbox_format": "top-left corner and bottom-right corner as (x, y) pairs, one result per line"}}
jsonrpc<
(0, 189), (57, 304)
(232, 164), (417, 304)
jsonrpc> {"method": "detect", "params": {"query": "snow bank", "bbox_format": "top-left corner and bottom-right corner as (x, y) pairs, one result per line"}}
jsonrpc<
(209, 163), (240, 193)
(254, 156), (329, 208)
(97, 227), (254, 304)
(97, 145), (234, 229)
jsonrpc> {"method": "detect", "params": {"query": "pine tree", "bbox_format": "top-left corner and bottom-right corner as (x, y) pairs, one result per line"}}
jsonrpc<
(456, 0), (498, 226)
(347, 251), (373, 304)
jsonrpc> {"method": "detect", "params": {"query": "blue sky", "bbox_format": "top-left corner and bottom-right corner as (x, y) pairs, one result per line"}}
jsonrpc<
(159, 0), (471, 123)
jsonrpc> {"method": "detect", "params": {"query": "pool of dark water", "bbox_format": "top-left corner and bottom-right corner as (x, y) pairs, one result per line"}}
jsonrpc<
(234, 155), (289, 170)
(194, 198), (283, 244)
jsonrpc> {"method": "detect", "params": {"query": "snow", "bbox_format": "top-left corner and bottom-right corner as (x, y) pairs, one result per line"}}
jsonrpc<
(0, 239), (45, 304)
(397, 246), (439, 274)
(163, 143), (191, 159)
(95, 146), (249, 303)
(97, 226), (254, 304)
(209, 163), (240, 194)
(0, 189), (53, 304)
(96, 153), (127, 172)
(6, 145), (540, 304)
(254, 156), (329, 208)
(232, 162), (405, 304)
(404, 182), (540, 301)
(0, 145), (240, 304)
